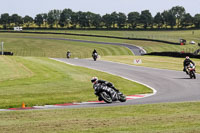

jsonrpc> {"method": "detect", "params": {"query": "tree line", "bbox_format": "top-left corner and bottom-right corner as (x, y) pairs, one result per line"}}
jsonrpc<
(1, 6), (200, 29)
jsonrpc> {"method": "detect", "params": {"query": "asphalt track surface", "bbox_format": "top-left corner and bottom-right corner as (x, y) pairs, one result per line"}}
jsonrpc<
(50, 58), (200, 109)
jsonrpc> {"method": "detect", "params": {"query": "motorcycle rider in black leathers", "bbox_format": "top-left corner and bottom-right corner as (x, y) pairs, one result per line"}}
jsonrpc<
(91, 77), (120, 95)
(183, 56), (195, 74)
(92, 49), (98, 61)
(66, 50), (71, 59)
(92, 49), (97, 55)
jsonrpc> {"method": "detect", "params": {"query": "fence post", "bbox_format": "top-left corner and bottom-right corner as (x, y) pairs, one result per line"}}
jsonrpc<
(1, 42), (4, 55)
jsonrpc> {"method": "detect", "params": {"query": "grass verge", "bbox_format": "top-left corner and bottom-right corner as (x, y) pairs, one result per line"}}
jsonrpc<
(0, 33), (132, 58)
(101, 55), (200, 73)
(0, 56), (151, 109)
(1, 32), (199, 55)
(0, 102), (200, 133)
(30, 29), (200, 44)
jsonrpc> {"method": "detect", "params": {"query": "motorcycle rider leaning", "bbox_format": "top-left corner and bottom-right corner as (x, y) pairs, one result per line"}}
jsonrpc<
(183, 56), (195, 74)
(91, 77), (120, 94)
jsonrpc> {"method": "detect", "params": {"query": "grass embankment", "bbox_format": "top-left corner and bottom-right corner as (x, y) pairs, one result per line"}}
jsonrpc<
(0, 33), (132, 58)
(1, 32), (200, 54)
(101, 55), (200, 73)
(23, 30), (200, 53)
(29, 29), (200, 44)
(0, 102), (200, 133)
(0, 56), (151, 109)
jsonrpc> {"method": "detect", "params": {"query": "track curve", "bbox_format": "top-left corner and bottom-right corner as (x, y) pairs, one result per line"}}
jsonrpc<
(52, 58), (200, 108)
(11, 36), (145, 55)
(1, 58), (200, 111)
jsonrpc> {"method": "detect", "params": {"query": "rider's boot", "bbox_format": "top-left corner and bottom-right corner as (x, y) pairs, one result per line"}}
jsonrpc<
(98, 97), (103, 101)
(186, 71), (189, 75)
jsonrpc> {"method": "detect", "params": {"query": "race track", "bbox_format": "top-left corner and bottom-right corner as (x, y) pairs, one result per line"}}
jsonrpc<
(51, 58), (200, 108)
(14, 36), (145, 55)
(1, 35), (199, 110)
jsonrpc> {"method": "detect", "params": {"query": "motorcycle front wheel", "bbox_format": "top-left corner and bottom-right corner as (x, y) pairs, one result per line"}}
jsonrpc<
(99, 92), (112, 103)
(190, 71), (196, 79)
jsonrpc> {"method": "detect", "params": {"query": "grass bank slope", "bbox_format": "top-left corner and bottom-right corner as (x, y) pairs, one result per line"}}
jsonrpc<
(0, 102), (200, 133)
(1, 32), (199, 54)
(0, 33), (132, 58)
(0, 56), (151, 109)
(101, 55), (200, 73)
(37, 29), (200, 44)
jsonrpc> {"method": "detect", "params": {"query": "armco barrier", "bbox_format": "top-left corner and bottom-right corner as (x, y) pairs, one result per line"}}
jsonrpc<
(145, 52), (200, 58)
(0, 52), (13, 56)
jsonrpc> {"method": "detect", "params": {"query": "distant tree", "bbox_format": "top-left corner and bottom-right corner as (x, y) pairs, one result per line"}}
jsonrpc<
(77, 11), (89, 28)
(127, 12), (140, 29)
(35, 14), (43, 27)
(102, 14), (112, 29)
(154, 12), (164, 28)
(1, 6), (198, 30)
(110, 12), (118, 28)
(89, 13), (102, 28)
(194, 14), (200, 28)
(23, 15), (33, 28)
(47, 12), (55, 28)
(140, 10), (153, 29)
(180, 13), (193, 28)
(0, 13), (10, 29)
(42, 13), (48, 28)
(47, 9), (61, 28)
(161, 10), (176, 29)
(10, 14), (23, 27)
(85, 12), (94, 27)
(117, 12), (127, 29)
(59, 8), (72, 28)
(171, 6), (186, 28)
(161, 10), (169, 28)
(168, 10), (177, 29)
(71, 12), (79, 28)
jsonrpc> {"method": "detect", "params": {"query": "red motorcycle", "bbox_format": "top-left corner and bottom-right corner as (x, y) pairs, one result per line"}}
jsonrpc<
(187, 63), (196, 79)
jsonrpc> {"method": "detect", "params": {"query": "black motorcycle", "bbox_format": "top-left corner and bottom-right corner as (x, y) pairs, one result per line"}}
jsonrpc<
(66, 51), (71, 59)
(92, 53), (98, 61)
(93, 83), (126, 103)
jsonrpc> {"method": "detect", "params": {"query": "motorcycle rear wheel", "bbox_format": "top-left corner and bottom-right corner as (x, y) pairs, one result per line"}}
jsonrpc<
(193, 72), (196, 79)
(118, 94), (126, 102)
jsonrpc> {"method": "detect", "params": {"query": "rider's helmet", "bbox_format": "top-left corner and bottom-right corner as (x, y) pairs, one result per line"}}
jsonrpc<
(91, 77), (98, 83)
(186, 56), (190, 59)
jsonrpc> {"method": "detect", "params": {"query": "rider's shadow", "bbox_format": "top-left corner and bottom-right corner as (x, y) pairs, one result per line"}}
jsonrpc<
(174, 77), (192, 79)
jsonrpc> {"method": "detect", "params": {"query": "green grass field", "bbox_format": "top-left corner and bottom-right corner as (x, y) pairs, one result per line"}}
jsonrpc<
(0, 56), (151, 109)
(0, 102), (200, 133)
(101, 55), (200, 73)
(1, 31), (200, 132)
(28, 29), (200, 44)
(1, 32), (200, 54)
(0, 33), (133, 58)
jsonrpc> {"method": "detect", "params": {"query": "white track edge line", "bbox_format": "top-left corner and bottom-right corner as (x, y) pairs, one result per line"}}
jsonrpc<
(50, 58), (157, 97)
